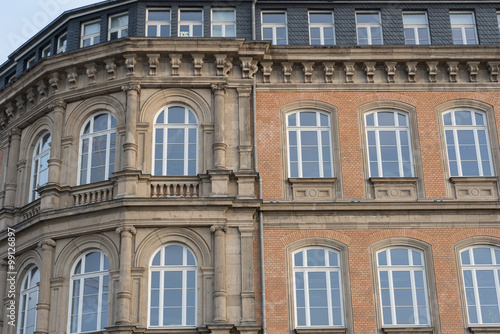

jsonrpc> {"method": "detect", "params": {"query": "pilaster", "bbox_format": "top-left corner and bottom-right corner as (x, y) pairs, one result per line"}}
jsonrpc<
(211, 83), (228, 170)
(34, 239), (56, 334)
(115, 226), (137, 325)
(4, 128), (21, 209)
(210, 225), (228, 323)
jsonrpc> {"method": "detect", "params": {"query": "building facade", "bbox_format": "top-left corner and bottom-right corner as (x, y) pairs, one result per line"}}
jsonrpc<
(1, 1), (500, 334)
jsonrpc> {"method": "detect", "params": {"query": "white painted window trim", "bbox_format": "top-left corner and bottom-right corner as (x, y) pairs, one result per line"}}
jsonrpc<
(17, 267), (40, 334)
(308, 11), (335, 46)
(57, 33), (67, 54)
(146, 8), (171, 37)
(26, 56), (35, 70)
(80, 20), (101, 48)
(356, 11), (383, 45)
(402, 11), (431, 45)
(450, 11), (478, 45)
(41, 44), (52, 58)
(30, 132), (51, 202)
(108, 12), (129, 40)
(178, 8), (204, 37)
(211, 8), (236, 37)
(261, 11), (288, 45)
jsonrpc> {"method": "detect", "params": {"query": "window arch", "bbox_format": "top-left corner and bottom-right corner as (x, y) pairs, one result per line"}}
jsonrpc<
(443, 109), (493, 177)
(149, 244), (197, 327)
(292, 247), (344, 328)
(18, 266), (40, 334)
(78, 112), (117, 185)
(365, 110), (413, 177)
(30, 132), (51, 201)
(286, 110), (333, 178)
(69, 251), (109, 333)
(460, 246), (500, 324)
(376, 247), (430, 326)
(153, 105), (198, 176)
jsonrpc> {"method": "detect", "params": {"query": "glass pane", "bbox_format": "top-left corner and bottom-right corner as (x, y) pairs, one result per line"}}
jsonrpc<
(212, 25), (222, 37)
(93, 114), (108, 132)
(160, 25), (170, 37)
(164, 271), (182, 289)
(450, 13), (474, 25)
(476, 270), (495, 287)
(213, 10), (235, 21)
(378, 251), (387, 265)
(403, 13), (427, 25)
(329, 252), (338, 266)
(357, 13), (381, 24)
(288, 113), (296, 126)
(262, 12), (286, 24)
(455, 111), (473, 125)
(310, 13), (333, 24)
(164, 308), (182, 326)
(392, 271), (411, 288)
(111, 15), (128, 28)
(461, 250), (471, 265)
(366, 113), (375, 126)
(85, 252), (101, 273)
(81, 313), (97, 332)
(307, 249), (325, 266)
(168, 106), (185, 123)
(474, 248), (493, 264)
(165, 245), (184, 265)
(395, 307), (414, 324)
(310, 308), (329, 325)
(378, 112), (395, 126)
(391, 249), (410, 265)
(193, 25), (203, 37)
(149, 10), (170, 21)
(148, 25), (157, 36)
(180, 10), (203, 21)
(294, 252), (303, 267)
(84, 22), (100, 35)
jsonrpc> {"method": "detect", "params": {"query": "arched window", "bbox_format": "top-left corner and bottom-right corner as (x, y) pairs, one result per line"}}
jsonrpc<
(460, 246), (500, 324)
(30, 132), (51, 201)
(443, 109), (493, 177)
(149, 244), (197, 327)
(69, 251), (109, 333)
(287, 111), (333, 178)
(79, 112), (116, 185)
(153, 106), (198, 176)
(365, 111), (413, 177)
(18, 266), (40, 334)
(293, 247), (344, 327)
(376, 247), (430, 326)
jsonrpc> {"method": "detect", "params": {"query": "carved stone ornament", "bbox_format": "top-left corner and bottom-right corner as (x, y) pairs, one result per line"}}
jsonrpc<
(66, 67), (78, 89)
(38, 238), (56, 249)
(364, 62), (376, 83)
(124, 54), (137, 76)
(426, 61), (438, 83)
(37, 80), (48, 101)
(487, 61), (499, 82)
(323, 62), (335, 83)
(170, 54), (182, 76)
(16, 95), (26, 114)
(467, 61), (480, 83)
(406, 62), (418, 83)
(5, 102), (15, 121)
(240, 57), (258, 79)
(344, 62), (355, 83)
(104, 58), (117, 80)
(49, 72), (60, 91)
(385, 61), (397, 83)
(215, 54), (233, 77)
(261, 61), (273, 83)
(49, 99), (67, 111)
(211, 83), (228, 94)
(192, 54), (204, 76)
(147, 54), (160, 76)
(302, 62), (314, 83)
(85, 63), (98, 85)
(26, 87), (36, 108)
(210, 225), (228, 233)
(0, 112), (7, 130)
(121, 83), (141, 93)
(282, 62), (293, 83)
(116, 226), (137, 235)
(447, 61), (459, 83)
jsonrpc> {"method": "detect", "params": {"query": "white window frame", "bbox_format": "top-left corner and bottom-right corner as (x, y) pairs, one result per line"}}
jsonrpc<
(402, 12), (431, 45)
(108, 13), (128, 41)
(80, 20), (101, 48)
(152, 105), (199, 176)
(261, 11), (288, 45)
(78, 112), (117, 185)
(377, 247), (431, 326)
(41, 44), (52, 58)
(287, 110), (333, 178)
(68, 251), (109, 334)
(26, 56), (35, 70)
(450, 11), (478, 45)
(149, 244), (198, 327)
(293, 247), (345, 328)
(308, 11), (335, 46)
(57, 33), (67, 54)
(365, 111), (414, 178)
(211, 8), (236, 37)
(356, 11), (383, 45)
(460, 246), (500, 325)
(497, 11), (500, 35)
(17, 267), (40, 334)
(146, 8), (171, 37)
(30, 132), (51, 202)
(443, 109), (494, 177)
(178, 8), (204, 37)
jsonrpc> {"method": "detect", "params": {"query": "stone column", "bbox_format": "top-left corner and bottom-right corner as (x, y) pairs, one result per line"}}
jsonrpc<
(211, 83), (227, 169)
(47, 100), (66, 185)
(239, 227), (256, 324)
(115, 226), (136, 325)
(4, 128), (21, 208)
(236, 87), (253, 171)
(211, 225), (228, 323)
(121, 83), (140, 171)
(35, 239), (56, 334)
(0, 260), (7, 334)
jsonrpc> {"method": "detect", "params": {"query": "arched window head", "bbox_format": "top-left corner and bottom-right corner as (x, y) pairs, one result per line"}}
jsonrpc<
(366, 111), (413, 177)
(79, 112), (117, 185)
(377, 247), (430, 326)
(149, 244), (197, 327)
(287, 111), (333, 178)
(293, 247), (344, 328)
(460, 246), (500, 324)
(443, 110), (493, 177)
(153, 106), (198, 176)
(18, 266), (40, 334)
(69, 251), (109, 333)
(30, 132), (51, 201)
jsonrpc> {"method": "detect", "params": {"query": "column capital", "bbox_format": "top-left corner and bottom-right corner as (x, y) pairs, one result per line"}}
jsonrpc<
(236, 87), (252, 96)
(38, 238), (56, 249)
(210, 225), (228, 233)
(49, 99), (67, 111)
(10, 127), (21, 138)
(211, 83), (228, 94)
(121, 83), (141, 93)
(116, 226), (137, 235)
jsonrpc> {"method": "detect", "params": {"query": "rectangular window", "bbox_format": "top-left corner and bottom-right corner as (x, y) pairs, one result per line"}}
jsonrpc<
(261, 11), (287, 45)
(5, 73), (15, 85)
(178, 9), (203, 37)
(57, 33), (67, 54)
(309, 12), (335, 45)
(26, 56), (36, 70)
(146, 9), (171, 37)
(211, 9), (236, 37)
(109, 13), (128, 41)
(403, 12), (430, 45)
(497, 12), (500, 35)
(81, 21), (101, 47)
(356, 11), (383, 45)
(450, 12), (477, 45)
(41, 44), (52, 58)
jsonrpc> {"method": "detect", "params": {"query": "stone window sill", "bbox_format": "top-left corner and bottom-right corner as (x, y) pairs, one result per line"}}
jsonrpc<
(450, 177), (499, 200)
(289, 178), (336, 202)
(469, 327), (500, 334)
(295, 328), (347, 334)
(382, 327), (434, 334)
(369, 177), (418, 201)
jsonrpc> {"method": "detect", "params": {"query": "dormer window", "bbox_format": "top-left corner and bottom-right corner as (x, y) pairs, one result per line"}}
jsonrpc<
(109, 13), (128, 41)
(57, 33), (67, 53)
(81, 21), (101, 47)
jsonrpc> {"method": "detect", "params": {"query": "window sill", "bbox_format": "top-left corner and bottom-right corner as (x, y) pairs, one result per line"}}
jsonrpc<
(294, 328), (347, 334)
(450, 177), (498, 200)
(369, 177), (418, 201)
(469, 327), (500, 334)
(288, 178), (337, 202)
(382, 327), (434, 334)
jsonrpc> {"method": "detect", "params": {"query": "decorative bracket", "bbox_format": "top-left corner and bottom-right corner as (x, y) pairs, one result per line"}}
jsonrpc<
(124, 54), (137, 76)
(85, 63), (98, 85)
(240, 57), (258, 79)
(147, 54), (160, 76)
(49, 72), (60, 91)
(323, 62), (335, 83)
(37, 80), (48, 101)
(302, 62), (314, 83)
(215, 54), (232, 76)
(426, 61), (438, 83)
(170, 54), (182, 76)
(344, 62), (355, 83)
(282, 62), (293, 83)
(447, 61), (459, 83)
(261, 61), (273, 83)
(488, 61), (499, 82)
(66, 67), (78, 89)
(364, 62), (376, 83)
(192, 54), (204, 76)
(16, 95), (26, 114)
(26, 88), (36, 108)
(385, 61), (397, 83)
(406, 62), (418, 83)
(104, 58), (117, 80)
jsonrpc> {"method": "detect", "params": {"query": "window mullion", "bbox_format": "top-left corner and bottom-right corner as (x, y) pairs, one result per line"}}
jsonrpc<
(326, 270), (333, 326)
(388, 269), (397, 324)
(453, 129), (463, 176)
(297, 129), (303, 177)
(97, 275), (103, 329)
(317, 130), (324, 177)
(163, 128), (168, 175)
(395, 129), (404, 177)
(375, 129), (383, 177)
(78, 277), (84, 332)
(409, 269), (419, 325)
(494, 266), (500, 323)
(472, 129), (483, 176)
(184, 127), (189, 175)
(304, 271), (311, 326)
(472, 269), (482, 324)
(182, 269), (187, 326)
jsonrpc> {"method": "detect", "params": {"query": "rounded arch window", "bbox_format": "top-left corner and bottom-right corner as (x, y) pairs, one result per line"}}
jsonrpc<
(149, 244), (197, 327)
(69, 251), (109, 333)
(153, 105), (198, 176)
(18, 266), (40, 334)
(79, 112), (117, 185)
(30, 132), (51, 201)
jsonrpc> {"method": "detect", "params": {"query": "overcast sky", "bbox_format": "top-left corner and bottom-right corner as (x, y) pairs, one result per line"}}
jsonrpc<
(0, 0), (106, 63)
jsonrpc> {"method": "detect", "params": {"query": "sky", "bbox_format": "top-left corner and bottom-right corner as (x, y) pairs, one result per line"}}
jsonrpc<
(0, 0), (106, 63)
